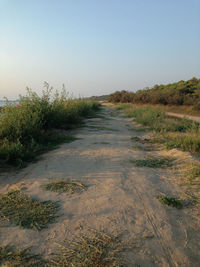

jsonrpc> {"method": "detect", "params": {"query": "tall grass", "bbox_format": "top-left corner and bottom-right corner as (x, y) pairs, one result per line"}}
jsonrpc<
(117, 104), (200, 154)
(0, 84), (100, 167)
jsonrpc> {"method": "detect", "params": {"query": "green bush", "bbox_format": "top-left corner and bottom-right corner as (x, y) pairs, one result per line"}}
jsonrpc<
(109, 77), (200, 107)
(0, 85), (100, 167)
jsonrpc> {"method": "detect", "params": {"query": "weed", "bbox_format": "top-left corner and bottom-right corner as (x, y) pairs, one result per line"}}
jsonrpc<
(0, 190), (59, 230)
(157, 195), (183, 209)
(41, 179), (86, 194)
(130, 156), (174, 168)
(0, 246), (45, 267)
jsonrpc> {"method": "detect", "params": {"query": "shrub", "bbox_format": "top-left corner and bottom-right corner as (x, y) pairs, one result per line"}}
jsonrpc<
(109, 77), (200, 107)
(0, 84), (100, 167)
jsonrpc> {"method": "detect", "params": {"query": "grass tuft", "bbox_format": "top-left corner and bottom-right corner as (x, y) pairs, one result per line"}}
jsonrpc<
(130, 156), (174, 168)
(0, 190), (59, 230)
(0, 246), (45, 267)
(187, 163), (200, 185)
(41, 179), (86, 194)
(49, 231), (131, 267)
(157, 195), (183, 209)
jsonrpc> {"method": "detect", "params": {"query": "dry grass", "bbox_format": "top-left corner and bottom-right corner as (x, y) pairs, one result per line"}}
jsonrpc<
(0, 246), (46, 267)
(41, 179), (86, 194)
(0, 190), (60, 231)
(49, 231), (135, 267)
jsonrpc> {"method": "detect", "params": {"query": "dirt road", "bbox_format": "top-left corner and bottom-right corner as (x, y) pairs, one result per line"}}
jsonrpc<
(167, 112), (200, 123)
(0, 105), (199, 266)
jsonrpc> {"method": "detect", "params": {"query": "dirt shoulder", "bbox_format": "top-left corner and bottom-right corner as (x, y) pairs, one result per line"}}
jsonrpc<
(0, 104), (199, 266)
(167, 112), (200, 123)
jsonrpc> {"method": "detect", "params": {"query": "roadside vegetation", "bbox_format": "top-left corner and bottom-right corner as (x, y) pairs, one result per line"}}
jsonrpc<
(0, 84), (100, 168)
(0, 231), (135, 267)
(0, 246), (45, 267)
(0, 190), (60, 230)
(49, 231), (131, 267)
(109, 77), (200, 111)
(116, 104), (200, 155)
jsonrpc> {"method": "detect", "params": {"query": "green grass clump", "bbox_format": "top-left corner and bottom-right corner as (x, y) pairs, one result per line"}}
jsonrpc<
(130, 156), (174, 168)
(165, 131), (200, 154)
(157, 195), (183, 209)
(41, 179), (86, 194)
(0, 85), (100, 168)
(0, 246), (45, 267)
(0, 190), (59, 230)
(50, 231), (128, 267)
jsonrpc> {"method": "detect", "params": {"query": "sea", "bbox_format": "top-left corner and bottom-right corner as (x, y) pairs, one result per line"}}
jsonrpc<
(0, 100), (19, 107)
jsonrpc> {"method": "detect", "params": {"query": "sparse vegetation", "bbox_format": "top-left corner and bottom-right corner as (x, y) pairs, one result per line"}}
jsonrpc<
(0, 246), (45, 267)
(49, 231), (131, 267)
(0, 190), (59, 230)
(118, 104), (200, 155)
(130, 156), (174, 168)
(157, 195), (183, 209)
(41, 179), (86, 194)
(187, 163), (200, 185)
(0, 85), (100, 168)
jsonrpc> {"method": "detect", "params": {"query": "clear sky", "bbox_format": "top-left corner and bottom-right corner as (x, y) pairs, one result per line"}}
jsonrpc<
(0, 0), (200, 99)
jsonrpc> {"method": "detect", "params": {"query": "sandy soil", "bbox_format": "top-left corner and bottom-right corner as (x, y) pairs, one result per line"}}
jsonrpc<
(0, 104), (200, 266)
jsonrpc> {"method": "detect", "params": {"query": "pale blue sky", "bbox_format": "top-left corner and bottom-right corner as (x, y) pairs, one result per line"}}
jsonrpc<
(0, 0), (200, 99)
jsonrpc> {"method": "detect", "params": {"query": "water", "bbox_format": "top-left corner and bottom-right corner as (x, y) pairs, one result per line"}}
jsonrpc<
(0, 100), (19, 107)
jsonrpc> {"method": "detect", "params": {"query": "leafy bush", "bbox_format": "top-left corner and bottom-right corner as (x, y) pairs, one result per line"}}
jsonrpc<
(109, 77), (200, 106)
(0, 84), (100, 167)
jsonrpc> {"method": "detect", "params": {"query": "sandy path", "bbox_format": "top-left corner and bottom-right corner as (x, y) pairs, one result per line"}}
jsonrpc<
(0, 105), (199, 266)
(167, 112), (200, 123)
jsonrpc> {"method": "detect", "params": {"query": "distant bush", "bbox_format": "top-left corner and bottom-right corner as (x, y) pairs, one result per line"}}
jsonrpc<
(0, 84), (100, 167)
(109, 77), (200, 106)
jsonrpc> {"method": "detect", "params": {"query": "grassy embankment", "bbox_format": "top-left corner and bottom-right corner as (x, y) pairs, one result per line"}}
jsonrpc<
(116, 103), (200, 154)
(0, 85), (100, 168)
